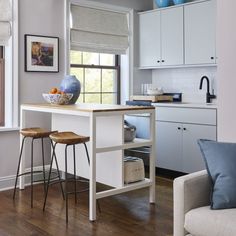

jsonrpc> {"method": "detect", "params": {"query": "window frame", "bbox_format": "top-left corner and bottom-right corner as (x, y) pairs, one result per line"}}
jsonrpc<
(65, 1), (133, 106)
(70, 53), (121, 104)
(0, 0), (19, 130)
(0, 47), (4, 126)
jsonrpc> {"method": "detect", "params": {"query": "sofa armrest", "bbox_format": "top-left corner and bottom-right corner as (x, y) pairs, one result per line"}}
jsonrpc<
(173, 170), (211, 236)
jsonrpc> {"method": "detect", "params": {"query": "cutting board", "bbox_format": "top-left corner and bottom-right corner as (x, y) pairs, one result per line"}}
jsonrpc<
(130, 95), (173, 102)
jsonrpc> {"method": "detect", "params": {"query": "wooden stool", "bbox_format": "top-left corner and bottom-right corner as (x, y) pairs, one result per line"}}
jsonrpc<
(13, 127), (64, 208)
(43, 131), (91, 223)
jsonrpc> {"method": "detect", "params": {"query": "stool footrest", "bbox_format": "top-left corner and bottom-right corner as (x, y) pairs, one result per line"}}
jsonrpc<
(48, 177), (89, 185)
(17, 170), (44, 177)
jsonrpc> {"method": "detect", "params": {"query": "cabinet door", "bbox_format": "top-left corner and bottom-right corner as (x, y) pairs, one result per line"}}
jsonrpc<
(184, 0), (216, 65)
(182, 124), (216, 173)
(139, 11), (161, 67)
(156, 121), (182, 171)
(161, 7), (184, 66)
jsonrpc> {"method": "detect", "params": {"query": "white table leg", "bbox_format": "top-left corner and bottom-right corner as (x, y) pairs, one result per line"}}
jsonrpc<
(149, 110), (156, 203)
(89, 113), (96, 221)
(19, 107), (25, 189)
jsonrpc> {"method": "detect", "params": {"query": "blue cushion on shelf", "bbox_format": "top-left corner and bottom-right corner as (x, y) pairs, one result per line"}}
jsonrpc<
(198, 139), (236, 209)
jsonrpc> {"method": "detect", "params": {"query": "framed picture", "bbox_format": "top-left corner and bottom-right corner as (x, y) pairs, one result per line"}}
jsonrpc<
(25, 34), (59, 72)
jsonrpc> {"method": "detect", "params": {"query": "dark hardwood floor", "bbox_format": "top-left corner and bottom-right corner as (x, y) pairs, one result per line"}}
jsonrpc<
(0, 177), (173, 236)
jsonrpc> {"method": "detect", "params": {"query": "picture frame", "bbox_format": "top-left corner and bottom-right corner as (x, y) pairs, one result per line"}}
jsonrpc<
(25, 34), (59, 73)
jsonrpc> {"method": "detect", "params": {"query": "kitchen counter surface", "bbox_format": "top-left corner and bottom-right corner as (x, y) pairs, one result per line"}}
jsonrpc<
(22, 103), (155, 113)
(152, 102), (217, 109)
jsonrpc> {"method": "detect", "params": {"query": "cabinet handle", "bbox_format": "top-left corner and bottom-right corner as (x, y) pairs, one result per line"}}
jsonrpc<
(183, 127), (187, 131)
(162, 60), (165, 62)
(211, 57), (214, 60)
(178, 127), (181, 130)
(157, 60), (160, 63)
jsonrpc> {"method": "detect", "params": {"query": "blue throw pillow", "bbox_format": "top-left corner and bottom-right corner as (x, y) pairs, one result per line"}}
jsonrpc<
(198, 139), (236, 209)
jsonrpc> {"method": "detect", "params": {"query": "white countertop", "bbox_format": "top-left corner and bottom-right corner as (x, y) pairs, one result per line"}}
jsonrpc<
(22, 103), (155, 113)
(152, 102), (217, 109)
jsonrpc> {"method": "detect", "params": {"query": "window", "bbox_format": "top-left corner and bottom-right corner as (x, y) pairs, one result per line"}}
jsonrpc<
(0, 46), (4, 126)
(0, 0), (19, 129)
(70, 51), (120, 104)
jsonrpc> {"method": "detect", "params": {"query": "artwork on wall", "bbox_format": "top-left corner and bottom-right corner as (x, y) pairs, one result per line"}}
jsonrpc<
(25, 34), (59, 72)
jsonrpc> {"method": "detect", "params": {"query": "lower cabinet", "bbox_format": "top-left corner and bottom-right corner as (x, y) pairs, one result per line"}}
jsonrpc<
(155, 107), (217, 173)
(182, 123), (216, 173)
(156, 121), (182, 172)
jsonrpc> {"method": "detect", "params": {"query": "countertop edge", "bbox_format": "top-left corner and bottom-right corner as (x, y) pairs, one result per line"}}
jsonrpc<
(152, 102), (217, 109)
(21, 103), (155, 112)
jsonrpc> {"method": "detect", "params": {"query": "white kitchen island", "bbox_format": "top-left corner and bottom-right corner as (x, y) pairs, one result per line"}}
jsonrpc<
(19, 103), (156, 221)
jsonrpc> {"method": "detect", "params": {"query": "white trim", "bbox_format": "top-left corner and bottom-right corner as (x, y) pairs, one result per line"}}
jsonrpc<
(12, 0), (18, 127)
(129, 9), (134, 100)
(70, 0), (132, 14)
(139, 64), (217, 70)
(64, 0), (70, 75)
(0, 174), (15, 191)
(0, 165), (50, 192)
(3, 0), (18, 128)
(0, 126), (19, 132)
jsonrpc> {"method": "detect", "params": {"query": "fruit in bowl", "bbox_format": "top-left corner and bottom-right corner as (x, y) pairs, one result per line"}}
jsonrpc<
(49, 87), (64, 94)
(43, 88), (73, 105)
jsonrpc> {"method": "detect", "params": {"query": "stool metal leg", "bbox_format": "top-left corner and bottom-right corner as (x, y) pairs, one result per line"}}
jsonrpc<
(83, 143), (90, 165)
(31, 138), (35, 208)
(73, 145), (77, 204)
(41, 138), (46, 194)
(43, 142), (56, 211)
(50, 140), (65, 200)
(65, 144), (69, 223)
(13, 136), (26, 199)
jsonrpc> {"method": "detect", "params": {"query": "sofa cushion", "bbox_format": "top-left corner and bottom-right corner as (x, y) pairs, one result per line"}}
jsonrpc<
(185, 206), (236, 236)
(198, 139), (236, 209)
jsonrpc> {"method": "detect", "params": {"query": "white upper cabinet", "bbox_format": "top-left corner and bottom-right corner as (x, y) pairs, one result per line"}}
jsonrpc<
(139, 7), (183, 68)
(139, 11), (161, 67)
(184, 0), (216, 65)
(161, 7), (184, 66)
(139, 0), (216, 68)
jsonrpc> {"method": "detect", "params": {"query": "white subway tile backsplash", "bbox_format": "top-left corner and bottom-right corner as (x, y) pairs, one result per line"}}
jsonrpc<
(152, 67), (217, 103)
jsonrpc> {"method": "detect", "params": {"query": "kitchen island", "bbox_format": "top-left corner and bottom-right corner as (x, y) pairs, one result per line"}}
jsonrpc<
(19, 103), (156, 221)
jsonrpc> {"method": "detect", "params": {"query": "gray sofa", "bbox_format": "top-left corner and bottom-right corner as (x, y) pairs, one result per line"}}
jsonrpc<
(173, 170), (236, 236)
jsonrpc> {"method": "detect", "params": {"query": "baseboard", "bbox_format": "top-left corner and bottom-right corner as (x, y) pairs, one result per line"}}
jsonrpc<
(0, 165), (50, 192)
(156, 167), (186, 179)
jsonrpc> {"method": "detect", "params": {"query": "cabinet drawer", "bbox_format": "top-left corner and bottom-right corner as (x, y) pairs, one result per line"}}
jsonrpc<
(156, 107), (216, 125)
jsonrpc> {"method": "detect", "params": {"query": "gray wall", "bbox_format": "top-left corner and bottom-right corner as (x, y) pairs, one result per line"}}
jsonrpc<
(0, 0), (153, 188)
(0, 0), (65, 186)
(217, 0), (236, 142)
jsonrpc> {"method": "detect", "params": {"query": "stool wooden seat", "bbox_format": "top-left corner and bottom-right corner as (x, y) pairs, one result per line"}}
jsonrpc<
(44, 131), (93, 223)
(20, 127), (57, 138)
(13, 128), (64, 208)
(49, 132), (90, 145)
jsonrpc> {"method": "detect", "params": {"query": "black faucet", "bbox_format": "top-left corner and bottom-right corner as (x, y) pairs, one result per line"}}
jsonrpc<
(199, 76), (216, 103)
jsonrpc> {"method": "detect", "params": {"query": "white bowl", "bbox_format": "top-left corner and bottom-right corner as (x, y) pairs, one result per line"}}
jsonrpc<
(42, 93), (73, 105)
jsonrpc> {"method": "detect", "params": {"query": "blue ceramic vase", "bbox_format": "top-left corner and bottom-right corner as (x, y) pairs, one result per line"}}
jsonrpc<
(155, 0), (170, 8)
(60, 75), (81, 104)
(173, 0), (185, 5)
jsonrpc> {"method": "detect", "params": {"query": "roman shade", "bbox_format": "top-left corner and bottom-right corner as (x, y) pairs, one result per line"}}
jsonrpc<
(0, 0), (12, 45)
(70, 4), (129, 54)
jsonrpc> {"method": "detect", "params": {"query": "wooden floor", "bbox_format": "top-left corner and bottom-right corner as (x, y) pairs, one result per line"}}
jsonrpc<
(0, 177), (173, 236)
